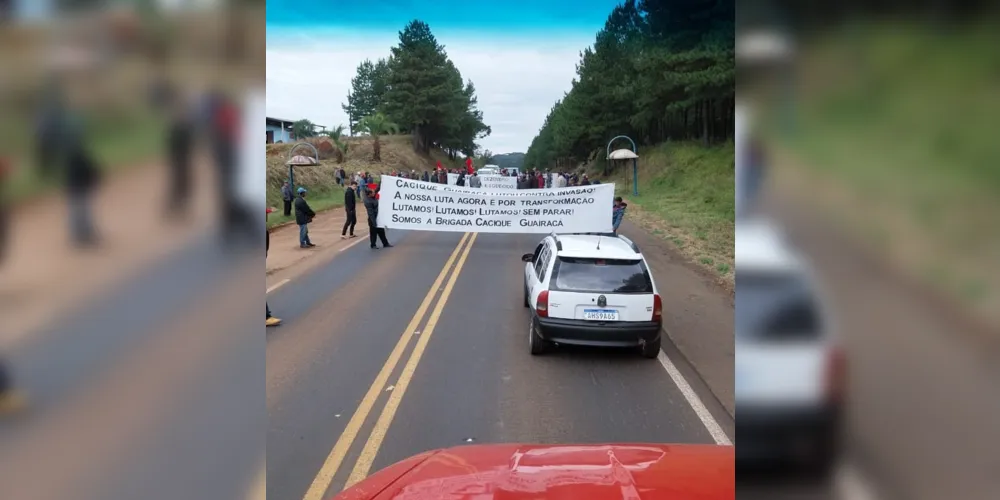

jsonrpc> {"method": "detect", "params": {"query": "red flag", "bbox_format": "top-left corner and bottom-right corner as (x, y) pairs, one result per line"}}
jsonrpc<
(465, 156), (473, 174)
(436, 161), (442, 170)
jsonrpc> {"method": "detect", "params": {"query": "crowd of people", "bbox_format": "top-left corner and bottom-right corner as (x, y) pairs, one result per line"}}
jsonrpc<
(514, 170), (593, 189)
(264, 159), (628, 329)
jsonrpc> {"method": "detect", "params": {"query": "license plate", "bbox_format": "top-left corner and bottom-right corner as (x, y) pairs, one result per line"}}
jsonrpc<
(582, 309), (619, 321)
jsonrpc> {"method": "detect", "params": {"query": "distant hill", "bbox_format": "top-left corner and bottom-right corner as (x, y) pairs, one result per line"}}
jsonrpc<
(489, 152), (525, 170)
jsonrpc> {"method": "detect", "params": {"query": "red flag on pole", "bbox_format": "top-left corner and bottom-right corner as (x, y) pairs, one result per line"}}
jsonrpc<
(436, 160), (442, 170)
(465, 156), (473, 174)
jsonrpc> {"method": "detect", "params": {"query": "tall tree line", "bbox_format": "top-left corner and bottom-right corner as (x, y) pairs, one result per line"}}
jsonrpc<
(342, 20), (491, 159)
(524, 0), (735, 171)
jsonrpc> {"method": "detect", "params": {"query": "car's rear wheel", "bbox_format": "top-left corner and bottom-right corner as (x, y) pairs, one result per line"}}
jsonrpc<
(640, 336), (661, 359)
(529, 316), (549, 355)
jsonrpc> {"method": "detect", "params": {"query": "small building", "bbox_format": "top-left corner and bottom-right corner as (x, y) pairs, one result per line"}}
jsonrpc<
(266, 117), (295, 144)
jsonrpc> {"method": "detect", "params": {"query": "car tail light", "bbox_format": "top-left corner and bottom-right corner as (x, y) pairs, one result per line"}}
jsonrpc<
(824, 345), (847, 403)
(536, 290), (549, 318)
(652, 294), (662, 323)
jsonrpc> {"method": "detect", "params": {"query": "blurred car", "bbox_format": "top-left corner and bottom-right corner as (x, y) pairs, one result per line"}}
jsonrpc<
(522, 233), (662, 358)
(735, 219), (845, 479)
(334, 443), (734, 499)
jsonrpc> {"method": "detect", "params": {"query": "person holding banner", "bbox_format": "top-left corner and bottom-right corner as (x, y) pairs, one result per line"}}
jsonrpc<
(363, 186), (391, 249)
(612, 197), (628, 234)
(469, 171), (481, 188)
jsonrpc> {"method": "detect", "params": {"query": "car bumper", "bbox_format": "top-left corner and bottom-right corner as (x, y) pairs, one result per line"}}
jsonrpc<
(535, 316), (661, 347)
(736, 405), (841, 466)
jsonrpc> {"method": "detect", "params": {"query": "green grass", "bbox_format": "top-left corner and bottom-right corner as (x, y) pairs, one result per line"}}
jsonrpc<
(599, 140), (734, 280)
(769, 21), (1000, 314)
(2, 111), (165, 201)
(267, 190), (346, 229)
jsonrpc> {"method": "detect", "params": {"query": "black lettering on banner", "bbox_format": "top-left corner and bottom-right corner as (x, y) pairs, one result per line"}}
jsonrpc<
(436, 217), (473, 226)
(394, 191), (401, 199)
(520, 219), (564, 227)
(478, 208), (519, 216)
(435, 206), (476, 216)
(542, 208), (573, 216)
(392, 214), (423, 224)
(523, 208), (540, 216)
(456, 197), (487, 206)
(476, 218), (512, 227)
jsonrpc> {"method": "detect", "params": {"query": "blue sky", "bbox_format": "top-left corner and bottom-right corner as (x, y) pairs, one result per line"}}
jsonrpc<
(266, 0), (620, 153)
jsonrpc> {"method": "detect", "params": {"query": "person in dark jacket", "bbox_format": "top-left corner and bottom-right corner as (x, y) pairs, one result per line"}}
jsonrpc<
(281, 181), (293, 216)
(363, 188), (391, 249)
(456, 172), (466, 186)
(65, 130), (101, 246)
(422, 171), (429, 182)
(165, 91), (194, 219)
(294, 187), (316, 248)
(266, 207), (281, 327)
(342, 181), (358, 239)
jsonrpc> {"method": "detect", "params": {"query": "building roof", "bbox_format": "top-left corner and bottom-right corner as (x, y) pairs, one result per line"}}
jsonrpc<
(553, 234), (641, 260)
(266, 116), (296, 124)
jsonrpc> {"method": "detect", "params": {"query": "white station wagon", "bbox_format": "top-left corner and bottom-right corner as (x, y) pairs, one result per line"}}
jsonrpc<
(522, 233), (663, 358)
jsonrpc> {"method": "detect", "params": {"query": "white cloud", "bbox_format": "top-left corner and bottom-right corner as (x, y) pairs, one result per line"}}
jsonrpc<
(266, 30), (590, 154)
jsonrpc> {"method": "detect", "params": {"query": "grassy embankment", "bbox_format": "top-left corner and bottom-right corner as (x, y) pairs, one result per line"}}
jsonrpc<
(767, 22), (999, 324)
(0, 111), (165, 201)
(595, 141), (734, 288)
(265, 134), (459, 228)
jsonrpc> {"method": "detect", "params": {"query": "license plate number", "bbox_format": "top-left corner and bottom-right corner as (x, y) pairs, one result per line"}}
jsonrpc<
(582, 309), (619, 321)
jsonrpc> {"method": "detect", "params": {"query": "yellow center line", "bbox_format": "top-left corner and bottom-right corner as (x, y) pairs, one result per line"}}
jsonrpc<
(300, 232), (472, 500)
(344, 232), (479, 486)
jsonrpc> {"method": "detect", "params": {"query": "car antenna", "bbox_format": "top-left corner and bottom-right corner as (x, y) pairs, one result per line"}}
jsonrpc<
(597, 235), (601, 250)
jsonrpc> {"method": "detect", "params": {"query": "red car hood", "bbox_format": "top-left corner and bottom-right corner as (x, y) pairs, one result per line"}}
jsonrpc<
(334, 443), (734, 500)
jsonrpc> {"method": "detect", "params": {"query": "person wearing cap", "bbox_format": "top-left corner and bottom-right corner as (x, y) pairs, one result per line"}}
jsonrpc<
(363, 185), (391, 249)
(266, 207), (281, 327)
(294, 186), (316, 248)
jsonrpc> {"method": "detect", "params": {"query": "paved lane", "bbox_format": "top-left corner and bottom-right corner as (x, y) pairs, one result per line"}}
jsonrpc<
(266, 230), (733, 500)
(0, 231), (264, 500)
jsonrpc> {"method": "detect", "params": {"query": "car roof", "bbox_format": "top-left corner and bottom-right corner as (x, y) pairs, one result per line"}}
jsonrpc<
(736, 219), (805, 273)
(548, 234), (642, 260)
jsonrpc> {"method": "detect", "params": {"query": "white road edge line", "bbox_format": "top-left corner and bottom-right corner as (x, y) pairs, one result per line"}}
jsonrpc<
(266, 278), (290, 294)
(836, 462), (880, 500)
(656, 350), (732, 445)
(339, 237), (367, 252)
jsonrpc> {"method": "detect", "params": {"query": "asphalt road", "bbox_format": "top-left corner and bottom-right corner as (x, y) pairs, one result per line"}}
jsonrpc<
(0, 231), (265, 500)
(265, 230), (735, 500)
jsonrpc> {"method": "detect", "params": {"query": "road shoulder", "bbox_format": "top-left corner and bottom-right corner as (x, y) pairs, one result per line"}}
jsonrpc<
(621, 220), (735, 418)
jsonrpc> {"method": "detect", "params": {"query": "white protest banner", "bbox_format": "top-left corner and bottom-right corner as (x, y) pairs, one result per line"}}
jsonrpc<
(447, 173), (459, 185)
(477, 175), (517, 190)
(377, 176), (614, 233)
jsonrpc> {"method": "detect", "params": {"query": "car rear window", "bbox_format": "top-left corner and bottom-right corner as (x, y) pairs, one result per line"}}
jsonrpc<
(736, 272), (822, 340)
(552, 257), (653, 293)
